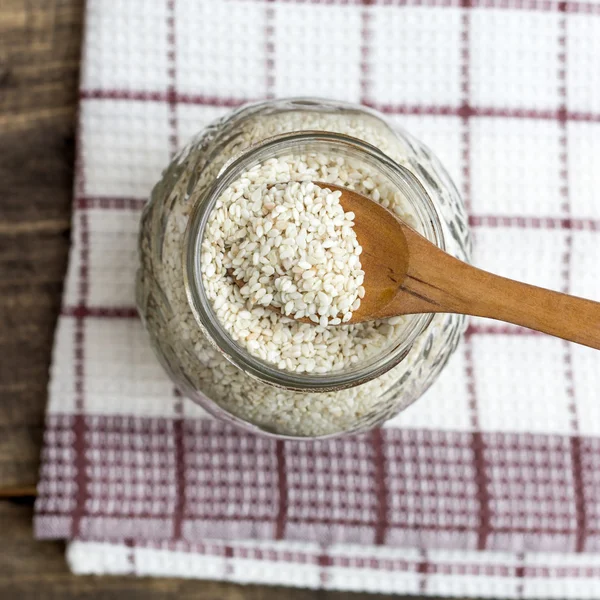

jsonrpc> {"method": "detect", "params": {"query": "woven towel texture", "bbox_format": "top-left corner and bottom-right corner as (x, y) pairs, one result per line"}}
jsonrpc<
(34, 0), (600, 596)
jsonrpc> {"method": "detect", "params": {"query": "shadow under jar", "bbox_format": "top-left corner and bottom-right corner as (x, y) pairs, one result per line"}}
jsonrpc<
(136, 98), (472, 439)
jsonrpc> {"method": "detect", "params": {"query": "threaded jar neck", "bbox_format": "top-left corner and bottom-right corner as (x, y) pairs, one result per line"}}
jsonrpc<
(184, 131), (445, 393)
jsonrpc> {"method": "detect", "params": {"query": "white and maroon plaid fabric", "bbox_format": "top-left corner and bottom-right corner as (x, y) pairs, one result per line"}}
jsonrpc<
(35, 0), (600, 596)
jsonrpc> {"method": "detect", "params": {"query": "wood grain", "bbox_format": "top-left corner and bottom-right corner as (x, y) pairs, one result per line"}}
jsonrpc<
(389, 226), (600, 348)
(0, 0), (82, 132)
(0, 0), (80, 490)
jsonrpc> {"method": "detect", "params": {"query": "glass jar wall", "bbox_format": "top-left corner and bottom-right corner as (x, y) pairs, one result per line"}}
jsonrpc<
(136, 98), (471, 439)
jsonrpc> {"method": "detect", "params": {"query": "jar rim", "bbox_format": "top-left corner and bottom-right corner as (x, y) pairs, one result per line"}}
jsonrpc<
(184, 129), (445, 393)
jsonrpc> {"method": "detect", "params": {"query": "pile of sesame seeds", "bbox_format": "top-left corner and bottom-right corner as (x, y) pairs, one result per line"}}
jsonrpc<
(223, 180), (365, 327)
(202, 154), (391, 374)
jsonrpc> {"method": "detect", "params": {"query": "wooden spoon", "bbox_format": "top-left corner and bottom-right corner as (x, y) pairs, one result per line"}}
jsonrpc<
(230, 183), (600, 349)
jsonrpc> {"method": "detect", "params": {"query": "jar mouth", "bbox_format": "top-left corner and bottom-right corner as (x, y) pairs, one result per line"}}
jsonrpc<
(184, 131), (445, 393)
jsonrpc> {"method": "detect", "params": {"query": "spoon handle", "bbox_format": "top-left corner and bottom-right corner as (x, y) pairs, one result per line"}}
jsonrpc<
(389, 226), (600, 350)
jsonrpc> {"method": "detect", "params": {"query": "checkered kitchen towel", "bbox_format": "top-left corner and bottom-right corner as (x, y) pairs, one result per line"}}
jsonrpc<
(34, 0), (600, 596)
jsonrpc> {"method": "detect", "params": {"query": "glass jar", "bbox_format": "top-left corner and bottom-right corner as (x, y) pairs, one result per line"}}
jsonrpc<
(136, 98), (471, 439)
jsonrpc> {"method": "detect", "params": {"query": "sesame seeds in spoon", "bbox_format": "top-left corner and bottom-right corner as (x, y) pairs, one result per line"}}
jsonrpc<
(226, 180), (365, 327)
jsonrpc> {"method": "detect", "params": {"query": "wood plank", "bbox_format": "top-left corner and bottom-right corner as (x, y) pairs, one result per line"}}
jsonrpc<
(0, 0), (81, 489)
(0, 131), (73, 488)
(0, 0), (82, 132)
(0, 500), (412, 600)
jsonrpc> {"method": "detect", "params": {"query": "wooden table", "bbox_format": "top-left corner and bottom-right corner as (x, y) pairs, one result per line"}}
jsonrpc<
(0, 2), (468, 598)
